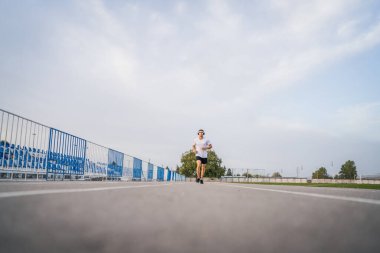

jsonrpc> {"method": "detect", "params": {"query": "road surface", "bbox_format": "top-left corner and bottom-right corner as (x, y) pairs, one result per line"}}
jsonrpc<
(0, 181), (379, 253)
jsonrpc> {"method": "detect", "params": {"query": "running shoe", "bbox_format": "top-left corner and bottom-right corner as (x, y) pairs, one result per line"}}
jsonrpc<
(200, 179), (204, 184)
(196, 178), (200, 183)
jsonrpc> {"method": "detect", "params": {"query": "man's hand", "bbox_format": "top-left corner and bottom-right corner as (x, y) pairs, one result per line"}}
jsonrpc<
(202, 144), (212, 150)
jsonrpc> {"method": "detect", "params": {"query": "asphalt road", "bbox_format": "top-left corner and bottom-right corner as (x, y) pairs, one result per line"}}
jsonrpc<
(0, 181), (379, 253)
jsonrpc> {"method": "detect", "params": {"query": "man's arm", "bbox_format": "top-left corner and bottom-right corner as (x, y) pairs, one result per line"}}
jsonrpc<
(192, 144), (196, 153)
(202, 143), (212, 150)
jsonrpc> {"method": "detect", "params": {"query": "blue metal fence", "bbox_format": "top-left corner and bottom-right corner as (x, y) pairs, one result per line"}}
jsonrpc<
(133, 157), (142, 180)
(0, 108), (186, 181)
(157, 166), (165, 181)
(108, 149), (124, 178)
(85, 142), (108, 178)
(47, 128), (86, 177)
(147, 163), (153, 181)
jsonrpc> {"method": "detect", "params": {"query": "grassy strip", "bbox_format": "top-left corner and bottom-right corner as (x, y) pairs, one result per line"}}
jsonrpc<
(235, 182), (380, 190)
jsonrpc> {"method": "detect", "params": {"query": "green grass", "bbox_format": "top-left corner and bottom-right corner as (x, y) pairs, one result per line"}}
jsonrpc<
(235, 182), (380, 190)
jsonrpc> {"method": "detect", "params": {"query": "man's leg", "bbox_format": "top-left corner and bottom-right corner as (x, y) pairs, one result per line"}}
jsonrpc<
(200, 164), (206, 184)
(196, 160), (201, 182)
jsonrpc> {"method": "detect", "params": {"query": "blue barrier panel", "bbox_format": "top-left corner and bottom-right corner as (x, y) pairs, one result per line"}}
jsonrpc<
(157, 166), (164, 181)
(133, 157), (142, 180)
(122, 155), (133, 179)
(85, 142), (108, 178)
(0, 110), (50, 176)
(47, 128), (86, 176)
(108, 149), (124, 178)
(147, 163), (153, 180)
(167, 169), (171, 181)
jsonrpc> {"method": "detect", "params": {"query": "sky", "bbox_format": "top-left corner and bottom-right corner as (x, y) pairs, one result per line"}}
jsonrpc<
(1, 0), (380, 177)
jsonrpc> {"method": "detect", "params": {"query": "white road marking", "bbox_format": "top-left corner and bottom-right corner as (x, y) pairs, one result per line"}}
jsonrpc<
(219, 183), (380, 205)
(0, 183), (173, 198)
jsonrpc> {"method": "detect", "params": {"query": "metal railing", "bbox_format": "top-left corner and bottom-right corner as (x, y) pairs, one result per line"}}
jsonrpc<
(0, 108), (185, 181)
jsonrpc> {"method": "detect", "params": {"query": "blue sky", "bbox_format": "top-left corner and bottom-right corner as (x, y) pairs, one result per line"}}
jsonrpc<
(1, 0), (380, 177)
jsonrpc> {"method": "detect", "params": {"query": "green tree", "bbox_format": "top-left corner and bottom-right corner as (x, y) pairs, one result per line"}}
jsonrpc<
(312, 167), (331, 179)
(338, 160), (357, 179)
(178, 150), (197, 177)
(226, 168), (233, 176)
(178, 150), (226, 178)
(272, 172), (282, 178)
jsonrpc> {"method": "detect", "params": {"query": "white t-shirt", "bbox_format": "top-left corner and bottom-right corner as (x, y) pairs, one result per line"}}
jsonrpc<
(193, 137), (211, 158)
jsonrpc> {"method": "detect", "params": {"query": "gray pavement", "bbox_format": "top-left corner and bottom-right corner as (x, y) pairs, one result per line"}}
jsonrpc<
(0, 181), (379, 253)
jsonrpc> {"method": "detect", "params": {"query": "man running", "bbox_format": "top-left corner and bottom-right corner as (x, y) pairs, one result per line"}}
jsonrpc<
(192, 129), (212, 184)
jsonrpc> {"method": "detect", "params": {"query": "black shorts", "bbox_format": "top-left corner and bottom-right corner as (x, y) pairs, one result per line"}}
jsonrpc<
(196, 156), (208, 164)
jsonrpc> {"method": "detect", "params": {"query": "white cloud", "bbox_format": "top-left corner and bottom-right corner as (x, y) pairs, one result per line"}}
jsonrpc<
(238, 0), (380, 99)
(175, 1), (187, 15)
(1, 0), (380, 175)
(330, 102), (380, 141)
